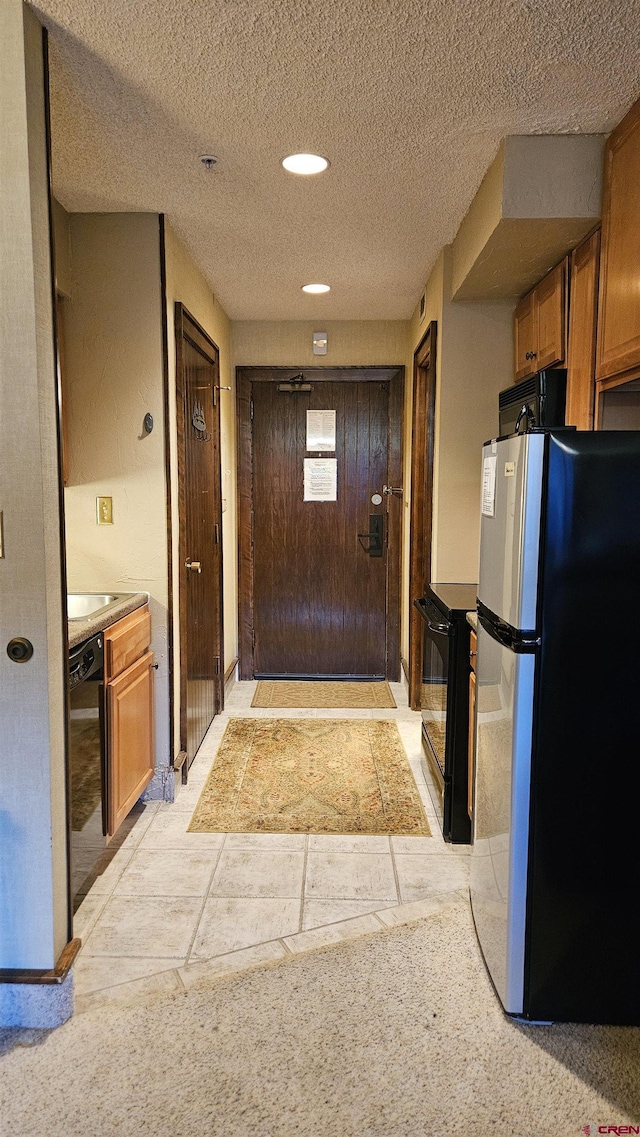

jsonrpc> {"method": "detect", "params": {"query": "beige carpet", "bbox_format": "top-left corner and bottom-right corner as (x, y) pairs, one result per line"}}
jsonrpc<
(3, 894), (640, 1136)
(188, 717), (430, 835)
(251, 680), (396, 708)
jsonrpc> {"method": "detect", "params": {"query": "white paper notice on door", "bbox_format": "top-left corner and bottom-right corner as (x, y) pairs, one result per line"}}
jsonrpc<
(304, 458), (337, 501)
(482, 455), (497, 517)
(306, 409), (336, 452)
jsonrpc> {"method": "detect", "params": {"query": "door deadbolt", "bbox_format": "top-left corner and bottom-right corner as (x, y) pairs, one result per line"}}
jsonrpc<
(185, 559), (202, 574)
(7, 637), (34, 663)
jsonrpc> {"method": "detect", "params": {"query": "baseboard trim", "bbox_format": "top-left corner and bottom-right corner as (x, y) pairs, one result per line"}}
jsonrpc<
(224, 656), (239, 688)
(0, 937), (81, 985)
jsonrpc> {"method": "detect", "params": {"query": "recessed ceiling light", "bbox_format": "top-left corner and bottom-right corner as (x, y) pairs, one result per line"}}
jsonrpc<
(283, 153), (329, 176)
(302, 283), (331, 294)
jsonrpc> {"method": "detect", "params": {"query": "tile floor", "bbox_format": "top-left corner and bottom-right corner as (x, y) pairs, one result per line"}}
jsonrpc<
(73, 679), (470, 1005)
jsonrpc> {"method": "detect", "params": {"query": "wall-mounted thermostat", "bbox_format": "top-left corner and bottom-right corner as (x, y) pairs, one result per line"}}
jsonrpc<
(313, 331), (327, 356)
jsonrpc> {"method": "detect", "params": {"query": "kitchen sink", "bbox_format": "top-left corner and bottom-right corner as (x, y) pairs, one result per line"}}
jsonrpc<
(67, 593), (122, 620)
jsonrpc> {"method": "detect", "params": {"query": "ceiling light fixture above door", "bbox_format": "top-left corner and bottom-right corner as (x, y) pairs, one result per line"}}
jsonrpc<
(282, 153), (329, 175)
(302, 283), (331, 294)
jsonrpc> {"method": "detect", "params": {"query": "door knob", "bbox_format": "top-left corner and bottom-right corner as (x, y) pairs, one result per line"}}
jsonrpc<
(185, 559), (202, 573)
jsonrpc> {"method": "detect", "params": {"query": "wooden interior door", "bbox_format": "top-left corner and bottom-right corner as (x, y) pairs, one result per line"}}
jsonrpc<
(175, 305), (223, 769)
(239, 368), (403, 679)
(408, 324), (437, 709)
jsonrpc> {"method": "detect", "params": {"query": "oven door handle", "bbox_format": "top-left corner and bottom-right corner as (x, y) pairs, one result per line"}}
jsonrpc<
(413, 596), (449, 635)
(427, 619), (448, 634)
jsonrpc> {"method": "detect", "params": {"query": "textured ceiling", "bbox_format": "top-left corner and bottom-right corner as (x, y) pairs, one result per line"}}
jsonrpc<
(34, 0), (640, 320)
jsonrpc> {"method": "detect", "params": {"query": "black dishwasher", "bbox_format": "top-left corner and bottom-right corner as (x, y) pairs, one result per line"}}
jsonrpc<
(68, 633), (106, 904)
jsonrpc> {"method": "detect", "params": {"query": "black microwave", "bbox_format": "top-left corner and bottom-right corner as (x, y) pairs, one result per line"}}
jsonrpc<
(499, 370), (566, 436)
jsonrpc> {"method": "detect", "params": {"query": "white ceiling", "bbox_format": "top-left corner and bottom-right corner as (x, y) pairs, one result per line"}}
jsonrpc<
(35, 0), (640, 320)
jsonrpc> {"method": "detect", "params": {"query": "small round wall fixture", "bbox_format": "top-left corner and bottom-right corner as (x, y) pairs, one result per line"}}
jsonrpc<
(282, 153), (329, 176)
(200, 155), (218, 170)
(302, 283), (331, 294)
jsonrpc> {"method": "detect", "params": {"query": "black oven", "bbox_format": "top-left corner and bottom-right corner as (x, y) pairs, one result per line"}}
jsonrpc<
(414, 583), (476, 844)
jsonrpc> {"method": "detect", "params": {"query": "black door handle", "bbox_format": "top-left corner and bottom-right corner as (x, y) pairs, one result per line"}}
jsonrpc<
(358, 514), (383, 557)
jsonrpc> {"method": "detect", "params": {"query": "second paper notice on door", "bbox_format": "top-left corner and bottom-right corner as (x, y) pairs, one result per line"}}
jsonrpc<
(304, 458), (337, 501)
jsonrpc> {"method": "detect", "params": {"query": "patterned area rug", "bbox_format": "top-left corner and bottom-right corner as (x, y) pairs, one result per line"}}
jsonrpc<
(423, 719), (446, 767)
(189, 718), (430, 835)
(251, 680), (396, 709)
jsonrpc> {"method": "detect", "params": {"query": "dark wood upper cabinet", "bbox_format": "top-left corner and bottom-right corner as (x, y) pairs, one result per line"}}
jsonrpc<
(596, 98), (640, 387)
(514, 259), (567, 381)
(566, 229), (601, 430)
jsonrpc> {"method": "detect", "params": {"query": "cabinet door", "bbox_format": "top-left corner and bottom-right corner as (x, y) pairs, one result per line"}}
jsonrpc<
(106, 650), (154, 836)
(597, 100), (640, 384)
(535, 259), (567, 371)
(566, 230), (600, 430)
(514, 291), (537, 380)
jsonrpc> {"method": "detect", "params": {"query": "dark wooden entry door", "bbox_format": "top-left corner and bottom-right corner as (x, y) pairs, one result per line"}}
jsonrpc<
(175, 305), (223, 768)
(245, 371), (402, 678)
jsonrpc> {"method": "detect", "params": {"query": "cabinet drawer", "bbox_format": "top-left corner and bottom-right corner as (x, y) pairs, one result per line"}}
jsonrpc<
(104, 606), (151, 680)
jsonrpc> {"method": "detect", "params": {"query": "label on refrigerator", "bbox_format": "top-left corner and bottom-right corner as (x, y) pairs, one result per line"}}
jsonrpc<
(482, 455), (497, 516)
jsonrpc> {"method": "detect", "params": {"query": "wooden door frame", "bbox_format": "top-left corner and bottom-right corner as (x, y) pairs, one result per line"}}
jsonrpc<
(236, 365), (404, 681)
(408, 323), (437, 710)
(174, 302), (224, 760)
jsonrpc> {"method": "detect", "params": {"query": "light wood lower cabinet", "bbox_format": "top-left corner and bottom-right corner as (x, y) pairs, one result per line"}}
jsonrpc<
(468, 630), (477, 821)
(103, 605), (154, 837)
(106, 650), (155, 837)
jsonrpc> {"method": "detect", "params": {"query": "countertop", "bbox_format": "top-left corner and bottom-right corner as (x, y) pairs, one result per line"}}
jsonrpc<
(466, 610), (478, 632)
(68, 592), (149, 649)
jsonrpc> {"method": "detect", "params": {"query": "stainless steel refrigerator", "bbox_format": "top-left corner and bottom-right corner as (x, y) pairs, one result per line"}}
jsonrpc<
(471, 428), (640, 1025)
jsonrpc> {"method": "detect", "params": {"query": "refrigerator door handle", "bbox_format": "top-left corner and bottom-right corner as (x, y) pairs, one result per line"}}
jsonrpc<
(477, 603), (540, 654)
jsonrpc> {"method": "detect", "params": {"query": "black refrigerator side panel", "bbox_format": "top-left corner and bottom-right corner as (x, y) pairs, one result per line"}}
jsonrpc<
(526, 431), (640, 1024)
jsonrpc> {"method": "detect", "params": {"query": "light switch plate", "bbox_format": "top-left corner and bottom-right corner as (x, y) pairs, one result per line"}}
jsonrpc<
(96, 496), (113, 525)
(312, 331), (327, 355)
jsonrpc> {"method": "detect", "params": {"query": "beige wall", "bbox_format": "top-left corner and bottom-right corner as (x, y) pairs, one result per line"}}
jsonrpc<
(63, 213), (172, 779)
(232, 320), (409, 367)
(163, 220), (236, 758)
(52, 197), (72, 297)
